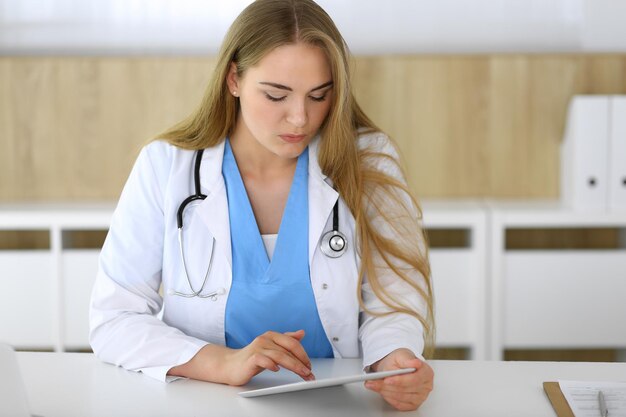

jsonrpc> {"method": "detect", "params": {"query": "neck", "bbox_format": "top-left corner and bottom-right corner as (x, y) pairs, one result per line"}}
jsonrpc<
(229, 127), (297, 178)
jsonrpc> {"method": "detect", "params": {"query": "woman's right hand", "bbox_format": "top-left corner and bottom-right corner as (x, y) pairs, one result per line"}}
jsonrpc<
(168, 329), (314, 386)
(223, 329), (314, 386)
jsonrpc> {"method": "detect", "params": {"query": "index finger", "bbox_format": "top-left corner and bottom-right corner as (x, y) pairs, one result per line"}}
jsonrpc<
(273, 331), (312, 369)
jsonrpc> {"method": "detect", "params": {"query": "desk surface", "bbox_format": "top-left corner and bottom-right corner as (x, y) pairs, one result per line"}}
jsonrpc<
(16, 353), (626, 417)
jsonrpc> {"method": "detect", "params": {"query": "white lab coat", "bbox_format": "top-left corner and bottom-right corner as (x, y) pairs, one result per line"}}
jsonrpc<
(89, 131), (426, 382)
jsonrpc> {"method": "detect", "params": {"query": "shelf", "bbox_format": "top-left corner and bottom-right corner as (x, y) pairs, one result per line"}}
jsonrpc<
(487, 199), (626, 226)
(488, 200), (626, 360)
(0, 203), (112, 352)
(2, 200), (624, 360)
(422, 200), (488, 359)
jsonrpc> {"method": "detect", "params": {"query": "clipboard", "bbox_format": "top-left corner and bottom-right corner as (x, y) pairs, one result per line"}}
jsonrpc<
(543, 382), (575, 417)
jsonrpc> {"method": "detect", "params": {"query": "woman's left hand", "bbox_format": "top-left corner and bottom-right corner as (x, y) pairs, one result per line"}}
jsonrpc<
(364, 348), (434, 411)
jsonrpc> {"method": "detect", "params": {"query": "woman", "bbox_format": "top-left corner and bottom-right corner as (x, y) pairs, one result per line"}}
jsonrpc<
(90, 0), (434, 411)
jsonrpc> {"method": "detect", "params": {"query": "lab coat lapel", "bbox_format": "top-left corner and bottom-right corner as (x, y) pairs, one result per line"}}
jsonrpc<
(195, 141), (232, 270)
(308, 137), (339, 265)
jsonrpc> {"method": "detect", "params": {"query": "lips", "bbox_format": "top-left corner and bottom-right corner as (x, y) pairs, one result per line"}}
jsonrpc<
(279, 134), (307, 144)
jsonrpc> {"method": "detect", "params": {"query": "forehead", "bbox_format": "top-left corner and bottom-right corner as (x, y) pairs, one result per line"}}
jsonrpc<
(246, 43), (332, 88)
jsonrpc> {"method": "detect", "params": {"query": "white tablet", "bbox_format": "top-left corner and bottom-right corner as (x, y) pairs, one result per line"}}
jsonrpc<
(238, 367), (416, 398)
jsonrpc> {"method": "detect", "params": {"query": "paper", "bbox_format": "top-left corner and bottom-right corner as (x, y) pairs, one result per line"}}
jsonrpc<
(559, 380), (626, 417)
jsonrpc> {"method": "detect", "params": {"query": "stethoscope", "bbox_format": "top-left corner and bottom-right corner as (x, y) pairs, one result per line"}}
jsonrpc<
(172, 148), (348, 298)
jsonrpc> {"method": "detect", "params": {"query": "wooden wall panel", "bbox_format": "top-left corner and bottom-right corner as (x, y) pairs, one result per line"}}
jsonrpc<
(0, 57), (215, 200)
(353, 57), (494, 197)
(352, 55), (626, 198)
(1, 55), (625, 201)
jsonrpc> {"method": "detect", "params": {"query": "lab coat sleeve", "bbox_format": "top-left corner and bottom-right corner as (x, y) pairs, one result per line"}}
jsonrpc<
(356, 132), (429, 369)
(89, 141), (208, 382)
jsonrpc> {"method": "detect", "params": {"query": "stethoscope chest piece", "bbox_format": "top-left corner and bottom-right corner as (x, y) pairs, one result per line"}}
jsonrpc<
(319, 200), (347, 258)
(320, 230), (347, 258)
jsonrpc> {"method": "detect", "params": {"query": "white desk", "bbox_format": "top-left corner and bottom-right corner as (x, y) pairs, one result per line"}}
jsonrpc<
(16, 353), (626, 417)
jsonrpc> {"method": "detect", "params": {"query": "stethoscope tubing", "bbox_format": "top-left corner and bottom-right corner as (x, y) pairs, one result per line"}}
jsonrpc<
(173, 231), (216, 298)
(175, 147), (348, 298)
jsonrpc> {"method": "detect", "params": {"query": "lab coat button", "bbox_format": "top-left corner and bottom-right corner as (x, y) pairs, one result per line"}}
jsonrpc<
(332, 337), (339, 342)
(322, 283), (328, 290)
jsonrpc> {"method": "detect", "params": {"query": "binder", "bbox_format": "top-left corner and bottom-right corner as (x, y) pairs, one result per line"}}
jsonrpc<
(608, 96), (626, 211)
(543, 382), (575, 417)
(560, 96), (610, 211)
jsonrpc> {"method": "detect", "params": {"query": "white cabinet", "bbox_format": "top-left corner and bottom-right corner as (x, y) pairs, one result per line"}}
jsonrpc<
(0, 204), (113, 351)
(0, 251), (55, 347)
(0, 202), (490, 358)
(422, 201), (488, 360)
(62, 250), (102, 348)
(504, 251), (626, 348)
(2, 201), (625, 361)
(489, 201), (626, 360)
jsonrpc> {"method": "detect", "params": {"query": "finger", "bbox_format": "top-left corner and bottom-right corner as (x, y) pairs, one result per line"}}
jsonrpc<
(387, 360), (433, 387)
(364, 381), (383, 393)
(382, 373), (420, 388)
(262, 348), (315, 381)
(386, 377), (433, 396)
(255, 331), (311, 369)
(247, 352), (280, 373)
(284, 329), (305, 340)
(279, 330), (310, 363)
(369, 378), (422, 396)
(368, 372), (431, 396)
(379, 388), (422, 403)
(364, 374), (415, 391)
(271, 331), (312, 370)
(282, 330), (310, 367)
(396, 357), (423, 370)
(365, 370), (418, 392)
(364, 380), (383, 392)
(378, 380), (433, 404)
(384, 397), (420, 412)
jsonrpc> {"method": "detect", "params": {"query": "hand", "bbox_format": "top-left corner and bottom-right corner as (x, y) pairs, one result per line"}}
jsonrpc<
(364, 348), (434, 411)
(222, 329), (315, 386)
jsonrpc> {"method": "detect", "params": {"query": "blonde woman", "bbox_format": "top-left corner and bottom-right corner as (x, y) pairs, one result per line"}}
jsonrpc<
(90, 0), (434, 411)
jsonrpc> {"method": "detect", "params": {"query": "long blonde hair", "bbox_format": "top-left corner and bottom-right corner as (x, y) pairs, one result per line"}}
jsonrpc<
(159, 0), (434, 356)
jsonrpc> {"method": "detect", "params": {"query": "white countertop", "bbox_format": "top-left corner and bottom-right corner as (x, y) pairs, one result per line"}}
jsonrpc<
(16, 352), (626, 417)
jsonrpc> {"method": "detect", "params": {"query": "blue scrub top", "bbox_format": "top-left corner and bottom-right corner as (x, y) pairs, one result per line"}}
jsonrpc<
(222, 139), (333, 358)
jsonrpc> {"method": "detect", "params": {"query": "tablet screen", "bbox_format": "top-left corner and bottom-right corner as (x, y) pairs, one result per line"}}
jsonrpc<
(239, 367), (416, 398)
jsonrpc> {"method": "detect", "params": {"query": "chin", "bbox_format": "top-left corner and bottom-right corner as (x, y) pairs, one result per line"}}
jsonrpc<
(275, 142), (309, 159)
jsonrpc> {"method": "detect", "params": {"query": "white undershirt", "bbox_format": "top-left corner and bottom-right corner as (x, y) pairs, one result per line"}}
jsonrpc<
(261, 234), (278, 261)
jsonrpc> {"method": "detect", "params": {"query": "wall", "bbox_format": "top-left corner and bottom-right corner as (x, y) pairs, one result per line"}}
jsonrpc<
(3, 0), (626, 54)
(1, 54), (625, 201)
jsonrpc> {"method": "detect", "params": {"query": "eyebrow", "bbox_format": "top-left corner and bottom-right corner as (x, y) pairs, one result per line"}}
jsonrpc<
(258, 80), (333, 92)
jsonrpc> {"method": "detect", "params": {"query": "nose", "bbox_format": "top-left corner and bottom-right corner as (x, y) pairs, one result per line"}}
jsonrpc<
(286, 99), (308, 128)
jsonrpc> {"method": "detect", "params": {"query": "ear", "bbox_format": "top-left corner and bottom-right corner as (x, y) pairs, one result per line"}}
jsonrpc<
(226, 62), (240, 96)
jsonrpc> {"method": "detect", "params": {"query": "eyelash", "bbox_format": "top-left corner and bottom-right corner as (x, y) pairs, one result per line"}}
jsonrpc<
(264, 93), (327, 103)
